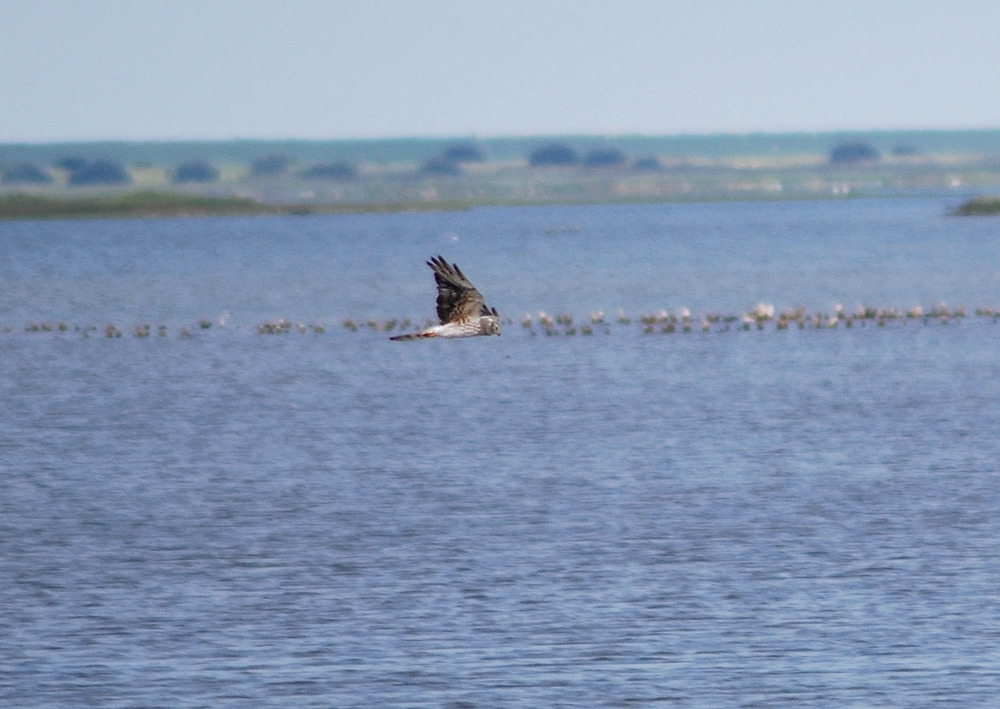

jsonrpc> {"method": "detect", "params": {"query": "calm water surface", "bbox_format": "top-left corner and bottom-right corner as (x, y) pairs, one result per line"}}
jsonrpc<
(2, 199), (1000, 707)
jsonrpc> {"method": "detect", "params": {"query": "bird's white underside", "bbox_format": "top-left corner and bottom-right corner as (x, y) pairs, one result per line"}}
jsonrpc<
(431, 317), (498, 338)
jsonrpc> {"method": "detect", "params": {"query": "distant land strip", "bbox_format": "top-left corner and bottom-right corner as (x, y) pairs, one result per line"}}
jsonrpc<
(0, 192), (540, 220)
(0, 190), (794, 221)
(952, 196), (1000, 216)
(0, 192), (350, 220)
(2, 190), (999, 221)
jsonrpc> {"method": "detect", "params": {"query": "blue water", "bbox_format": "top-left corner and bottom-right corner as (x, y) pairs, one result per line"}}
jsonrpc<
(2, 199), (1000, 707)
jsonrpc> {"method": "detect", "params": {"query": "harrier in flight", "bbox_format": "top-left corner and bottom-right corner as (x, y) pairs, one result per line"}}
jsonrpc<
(390, 256), (501, 341)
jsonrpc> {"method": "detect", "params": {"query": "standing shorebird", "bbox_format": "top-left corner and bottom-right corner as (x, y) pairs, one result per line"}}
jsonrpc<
(390, 256), (501, 341)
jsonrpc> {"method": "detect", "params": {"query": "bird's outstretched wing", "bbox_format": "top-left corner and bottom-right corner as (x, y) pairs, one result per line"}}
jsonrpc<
(427, 255), (488, 324)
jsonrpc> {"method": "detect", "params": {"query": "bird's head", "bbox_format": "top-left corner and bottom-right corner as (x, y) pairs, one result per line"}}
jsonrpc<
(481, 307), (501, 336)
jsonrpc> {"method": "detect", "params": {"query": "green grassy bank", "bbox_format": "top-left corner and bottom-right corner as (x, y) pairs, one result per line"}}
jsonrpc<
(0, 192), (490, 220)
(0, 192), (315, 220)
(953, 196), (1000, 216)
(0, 190), (799, 221)
(3, 189), (1000, 221)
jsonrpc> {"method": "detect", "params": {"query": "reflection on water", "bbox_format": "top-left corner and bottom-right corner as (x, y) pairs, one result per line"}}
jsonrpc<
(2, 199), (1000, 707)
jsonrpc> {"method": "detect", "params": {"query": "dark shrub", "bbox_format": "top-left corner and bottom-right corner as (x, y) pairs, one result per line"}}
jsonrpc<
(584, 147), (627, 168)
(250, 154), (293, 176)
(173, 160), (220, 184)
(954, 196), (1000, 216)
(2, 162), (53, 185)
(829, 141), (881, 164)
(419, 157), (461, 176)
(442, 143), (486, 163)
(67, 160), (130, 186)
(632, 156), (662, 171)
(529, 143), (580, 167)
(55, 156), (88, 172)
(300, 162), (358, 180)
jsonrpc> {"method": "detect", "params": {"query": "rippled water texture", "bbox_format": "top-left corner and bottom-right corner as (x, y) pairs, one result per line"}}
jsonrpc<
(2, 199), (1000, 707)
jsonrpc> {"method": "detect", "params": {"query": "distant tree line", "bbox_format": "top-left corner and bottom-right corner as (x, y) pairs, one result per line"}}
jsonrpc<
(415, 142), (488, 176)
(827, 141), (920, 162)
(829, 141), (881, 164)
(0, 158), (134, 186)
(242, 140), (920, 175)
(529, 143), (579, 167)
(245, 154), (359, 181)
(174, 160), (219, 184)
(300, 162), (358, 180)
(3, 140), (916, 190)
(56, 157), (131, 186)
(0, 157), (128, 186)
(250, 154), (293, 177)
(1, 163), (53, 185)
(527, 142), (660, 170)
(408, 141), (663, 174)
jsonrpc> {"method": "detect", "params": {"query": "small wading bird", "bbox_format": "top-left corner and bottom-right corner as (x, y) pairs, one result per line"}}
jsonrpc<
(390, 256), (501, 341)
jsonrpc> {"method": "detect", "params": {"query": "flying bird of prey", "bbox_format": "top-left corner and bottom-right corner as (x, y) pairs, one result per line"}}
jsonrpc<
(390, 256), (501, 341)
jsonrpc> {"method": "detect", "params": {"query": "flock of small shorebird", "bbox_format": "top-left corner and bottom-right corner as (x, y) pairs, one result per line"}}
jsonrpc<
(10, 257), (1000, 340)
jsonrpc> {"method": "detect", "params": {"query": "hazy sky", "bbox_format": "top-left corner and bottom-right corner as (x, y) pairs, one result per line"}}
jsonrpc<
(2, 0), (999, 143)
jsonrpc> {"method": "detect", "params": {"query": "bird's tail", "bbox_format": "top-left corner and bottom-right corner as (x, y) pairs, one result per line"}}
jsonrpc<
(389, 331), (435, 341)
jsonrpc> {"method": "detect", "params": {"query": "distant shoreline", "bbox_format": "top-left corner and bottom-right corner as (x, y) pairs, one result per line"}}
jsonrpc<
(952, 196), (1000, 216)
(0, 192), (475, 220)
(1, 191), (998, 221)
(3, 130), (1000, 218)
(0, 190), (892, 221)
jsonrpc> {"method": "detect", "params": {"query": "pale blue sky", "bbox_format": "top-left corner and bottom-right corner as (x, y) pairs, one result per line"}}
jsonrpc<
(2, 0), (999, 143)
